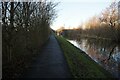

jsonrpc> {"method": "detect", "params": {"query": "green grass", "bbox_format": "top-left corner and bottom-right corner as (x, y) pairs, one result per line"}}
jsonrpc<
(56, 36), (114, 78)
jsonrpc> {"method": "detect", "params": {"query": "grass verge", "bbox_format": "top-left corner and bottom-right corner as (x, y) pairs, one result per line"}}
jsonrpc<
(56, 36), (114, 78)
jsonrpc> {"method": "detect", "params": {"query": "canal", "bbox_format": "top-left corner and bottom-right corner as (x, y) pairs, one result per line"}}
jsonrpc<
(68, 38), (120, 78)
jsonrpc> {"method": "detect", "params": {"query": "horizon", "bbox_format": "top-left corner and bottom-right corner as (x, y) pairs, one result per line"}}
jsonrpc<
(51, 0), (119, 30)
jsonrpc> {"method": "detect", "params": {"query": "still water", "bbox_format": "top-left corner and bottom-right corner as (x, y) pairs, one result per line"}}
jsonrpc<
(68, 38), (120, 78)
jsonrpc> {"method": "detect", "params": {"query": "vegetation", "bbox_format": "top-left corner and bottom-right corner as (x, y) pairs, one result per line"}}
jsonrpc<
(59, 1), (120, 42)
(56, 36), (113, 78)
(80, 1), (120, 42)
(2, 1), (57, 78)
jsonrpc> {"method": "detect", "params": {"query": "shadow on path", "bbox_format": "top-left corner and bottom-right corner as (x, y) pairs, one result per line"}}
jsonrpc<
(23, 35), (72, 78)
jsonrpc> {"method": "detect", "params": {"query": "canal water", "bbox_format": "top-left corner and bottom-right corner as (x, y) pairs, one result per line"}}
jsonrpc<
(68, 38), (120, 78)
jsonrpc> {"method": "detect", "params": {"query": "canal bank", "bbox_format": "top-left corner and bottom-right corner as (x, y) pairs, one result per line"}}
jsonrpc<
(68, 38), (120, 78)
(56, 36), (114, 78)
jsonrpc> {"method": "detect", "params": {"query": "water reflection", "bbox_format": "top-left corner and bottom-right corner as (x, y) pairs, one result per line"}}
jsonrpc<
(68, 38), (120, 78)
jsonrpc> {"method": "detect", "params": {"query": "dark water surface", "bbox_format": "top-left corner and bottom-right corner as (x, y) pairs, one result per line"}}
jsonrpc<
(68, 38), (120, 78)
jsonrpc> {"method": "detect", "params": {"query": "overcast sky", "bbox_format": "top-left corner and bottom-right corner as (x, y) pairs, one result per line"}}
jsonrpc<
(51, 0), (119, 30)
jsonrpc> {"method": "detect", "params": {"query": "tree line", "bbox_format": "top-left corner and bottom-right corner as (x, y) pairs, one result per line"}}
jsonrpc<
(2, 1), (57, 78)
(80, 1), (120, 42)
(62, 1), (120, 42)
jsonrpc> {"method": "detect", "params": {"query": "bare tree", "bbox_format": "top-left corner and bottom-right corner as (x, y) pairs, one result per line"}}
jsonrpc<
(2, 1), (58, 78)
